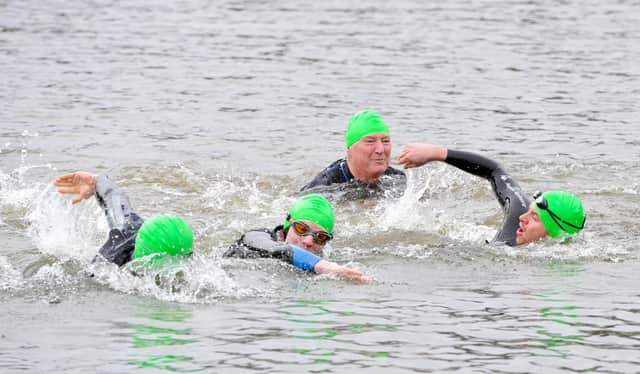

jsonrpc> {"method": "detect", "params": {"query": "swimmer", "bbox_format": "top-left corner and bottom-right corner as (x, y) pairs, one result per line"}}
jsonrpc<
(301, 110), (405, 191)
(224, 194), (369, 282)
(54, 171), (193, 266)
(397, 144), (586, 245)
(55, 173), (367, 282)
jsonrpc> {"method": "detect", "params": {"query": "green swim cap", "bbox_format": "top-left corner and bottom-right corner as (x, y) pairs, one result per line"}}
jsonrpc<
(345, 110), (390, 148)
(283, 194), (335, 233)
(133, 215), (194, 259)
(535, 191), (585, 238)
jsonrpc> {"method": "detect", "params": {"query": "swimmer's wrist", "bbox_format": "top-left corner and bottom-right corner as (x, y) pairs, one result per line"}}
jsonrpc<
(439, 146), (448, 161)
(289, 244), (321, 272)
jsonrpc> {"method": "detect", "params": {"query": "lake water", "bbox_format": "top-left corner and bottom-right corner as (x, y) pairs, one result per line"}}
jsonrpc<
(1, 0), (639, 372)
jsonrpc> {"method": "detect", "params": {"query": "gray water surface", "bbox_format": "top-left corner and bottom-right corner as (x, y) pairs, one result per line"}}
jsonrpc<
(1, 0), (639, 372)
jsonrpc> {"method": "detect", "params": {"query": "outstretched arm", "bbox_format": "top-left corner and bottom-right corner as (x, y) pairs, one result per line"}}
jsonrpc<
(289, 244), (369, 283)
(226, 231), (369, 283)
(313, 259), (370, 283)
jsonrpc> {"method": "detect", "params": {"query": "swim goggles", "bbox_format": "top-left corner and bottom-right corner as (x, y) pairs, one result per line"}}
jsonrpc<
(533, 191), (585, 233)
(290, 220), (333, 245)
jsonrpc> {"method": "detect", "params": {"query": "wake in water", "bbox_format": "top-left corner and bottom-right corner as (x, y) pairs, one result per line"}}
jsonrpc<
(0, 153), (633, 303)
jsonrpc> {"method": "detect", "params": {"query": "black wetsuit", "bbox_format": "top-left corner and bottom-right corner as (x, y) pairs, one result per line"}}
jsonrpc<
(93, 176), (321, 271)
(445, 150), (530, 246)
(223, 226), (291, 260)
(223, 225), (322, 271)
(301, 159), (405, 191)
(93, 175), (144, 266)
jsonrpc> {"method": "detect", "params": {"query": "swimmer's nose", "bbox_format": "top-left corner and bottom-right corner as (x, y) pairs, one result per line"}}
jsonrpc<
(301, 235), (315, 250)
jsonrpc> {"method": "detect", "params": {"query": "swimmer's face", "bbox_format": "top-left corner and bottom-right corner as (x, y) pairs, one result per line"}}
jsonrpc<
(285, 219), (326, 255)
(516, 203), (549, 245)
(346, 133), (391, 183)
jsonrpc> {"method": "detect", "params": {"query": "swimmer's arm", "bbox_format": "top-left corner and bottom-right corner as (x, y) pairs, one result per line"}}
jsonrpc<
(231, 232), (368, 282)
(54, 171), (97, 204)
(443, 150), (525, 209)
(56, 171), (142, 265)
(445, 149), (525, 210)
(313, 259), (370, 283)
(233, 231), (326, 270)
(291, 245), (369, 283)
(93, 175), (138, 231)
(397, 144), (448, 168)
(397, 144), (502, 178)
(398, 145), (516, 208)
(54, 171), (138, 232)
(443, 150), (503, 179)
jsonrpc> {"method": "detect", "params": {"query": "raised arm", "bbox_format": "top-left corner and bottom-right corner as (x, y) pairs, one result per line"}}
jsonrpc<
(399, 144), (519, 207)
(55, 172), (141, 231)
(55, 171), (144, 265)
(397, 143), (448, 169)
(398, 144), (531, 245)
(54, 172), (97, 204)
(93, 175), (138, 231)
(398, 143), (502, 177)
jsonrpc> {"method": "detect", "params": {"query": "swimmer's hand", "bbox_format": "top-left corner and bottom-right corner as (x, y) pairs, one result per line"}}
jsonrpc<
(314, 260), (370, 284)
(54, 171), (97, 204)
(397, 143), (448, 169)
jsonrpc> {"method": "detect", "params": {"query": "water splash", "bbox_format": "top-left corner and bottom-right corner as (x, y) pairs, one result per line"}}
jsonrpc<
(88, 253), (265, 303)
(25, 184), (106, 262)
(378, 167), (433, 231)
(203, 173), (293, 217)
(1, 157), (634, 303)
(0, 164), (54, 218)
(0, 255), (23, 292)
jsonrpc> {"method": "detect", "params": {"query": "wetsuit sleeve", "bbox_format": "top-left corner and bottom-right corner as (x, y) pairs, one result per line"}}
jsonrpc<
(290, 245), (321, 271)
(223, 229), (321, 272)
(224, 229), (293, 260)
(301, 159), (352, 191)
(445, 150), (530, 246)
(94, 175), (144, 266)
(445, 150), (501, 185)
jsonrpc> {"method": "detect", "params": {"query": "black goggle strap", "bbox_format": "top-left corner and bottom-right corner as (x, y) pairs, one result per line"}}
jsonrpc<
(545, 207), (585, 231)
(534, 192), (586, 231)
(282, 214), (293, 239)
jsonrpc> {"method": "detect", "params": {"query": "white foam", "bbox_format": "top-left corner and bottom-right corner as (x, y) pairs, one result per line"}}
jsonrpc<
(378, 168), (433, 231)
(25, 184), (105, 262)
(89, 253), (258, 303)
(0, 256), (23, 291)
(0, 165), (52, 211)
